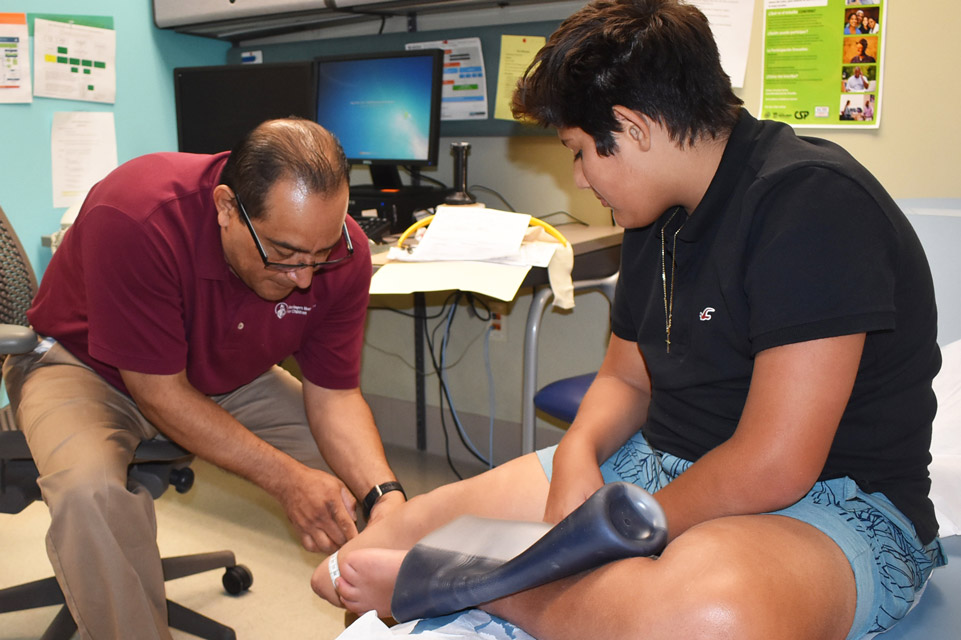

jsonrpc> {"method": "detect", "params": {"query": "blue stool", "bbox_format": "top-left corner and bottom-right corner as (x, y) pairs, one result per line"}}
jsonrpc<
(533, 373), (596, 425)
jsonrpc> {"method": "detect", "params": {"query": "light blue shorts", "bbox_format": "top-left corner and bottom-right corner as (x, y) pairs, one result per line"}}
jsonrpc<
(537, 431), (947, 640)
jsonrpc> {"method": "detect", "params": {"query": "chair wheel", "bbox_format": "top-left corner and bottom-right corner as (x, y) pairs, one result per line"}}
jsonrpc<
(169, 467), (194, 494)
(223, 564), (253, 595)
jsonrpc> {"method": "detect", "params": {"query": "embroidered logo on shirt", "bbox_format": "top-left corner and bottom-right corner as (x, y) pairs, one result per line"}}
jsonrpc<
(699, 307), (715, 321)
(274, 302), (313, 319)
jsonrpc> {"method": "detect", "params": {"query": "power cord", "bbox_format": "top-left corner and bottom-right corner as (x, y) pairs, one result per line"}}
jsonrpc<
(536, 210), (591, 225)
(468, 185), (516, 212)
(421, 292), (498, 478)
(402, 165), (449, 190)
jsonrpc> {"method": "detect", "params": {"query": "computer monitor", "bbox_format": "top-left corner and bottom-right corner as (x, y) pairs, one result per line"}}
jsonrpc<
(174, 61), (317, 154)
(314, 50), (444, 190)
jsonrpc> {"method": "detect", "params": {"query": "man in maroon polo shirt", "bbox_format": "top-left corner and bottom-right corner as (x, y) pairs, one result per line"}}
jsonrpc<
(2, 118), (405, 640)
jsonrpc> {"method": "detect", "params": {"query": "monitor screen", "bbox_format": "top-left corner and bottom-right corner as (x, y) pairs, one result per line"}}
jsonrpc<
(174, 62), (317, 154)
(314, 50), (443, 187)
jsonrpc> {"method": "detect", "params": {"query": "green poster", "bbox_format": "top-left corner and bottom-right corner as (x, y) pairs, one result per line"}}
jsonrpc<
(761, 0), (885, 128)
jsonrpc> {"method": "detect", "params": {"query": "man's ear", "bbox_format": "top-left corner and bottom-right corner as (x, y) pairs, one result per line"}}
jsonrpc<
(612, 105), (652, 152)
(213, 184), (235, 228)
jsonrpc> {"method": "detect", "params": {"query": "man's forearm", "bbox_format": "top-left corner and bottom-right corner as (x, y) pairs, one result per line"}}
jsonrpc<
(303, 382), (399, 505)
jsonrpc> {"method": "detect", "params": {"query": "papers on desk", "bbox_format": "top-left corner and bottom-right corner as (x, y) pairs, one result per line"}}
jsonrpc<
(390, 206), (536, 263)
(370, 206), (562, 301)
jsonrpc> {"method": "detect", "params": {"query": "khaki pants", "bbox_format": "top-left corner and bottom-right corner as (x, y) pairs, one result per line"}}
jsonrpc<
(3, 341), (325, 640)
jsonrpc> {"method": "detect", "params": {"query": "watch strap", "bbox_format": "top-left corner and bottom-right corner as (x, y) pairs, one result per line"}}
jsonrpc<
(362, 481), (406, 519)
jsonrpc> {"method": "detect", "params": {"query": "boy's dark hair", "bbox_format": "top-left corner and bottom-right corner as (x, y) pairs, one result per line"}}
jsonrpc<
(219, 117), (349, 220)
(513, 0), (743, 154)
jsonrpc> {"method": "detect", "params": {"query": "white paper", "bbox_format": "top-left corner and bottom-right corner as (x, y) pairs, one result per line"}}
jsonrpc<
(405, 206), (532, 263)
(51, 111), (117, 208)
(370, 261), (531, 302)
(33, 18), (116, 104)
(387, 241), (556, 268)
(406, 37), (489, 121)
(0, 14), (32, 103)
(691, 0), (756, 88)
(504, 242), (559, 268)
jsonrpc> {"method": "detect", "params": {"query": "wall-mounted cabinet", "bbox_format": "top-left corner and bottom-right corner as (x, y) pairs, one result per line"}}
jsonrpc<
(153, 0), (570, 42)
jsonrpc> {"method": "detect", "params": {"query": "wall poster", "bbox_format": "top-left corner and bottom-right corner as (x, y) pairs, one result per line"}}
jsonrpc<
(761, 0), (886, 128)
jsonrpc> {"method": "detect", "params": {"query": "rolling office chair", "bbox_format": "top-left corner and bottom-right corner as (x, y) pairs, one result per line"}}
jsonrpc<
(522, 272), (618, 444)
(0, 204), (252, 640)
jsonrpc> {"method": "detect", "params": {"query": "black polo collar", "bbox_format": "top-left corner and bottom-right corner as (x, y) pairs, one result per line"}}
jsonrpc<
(675, 109), (762, 245)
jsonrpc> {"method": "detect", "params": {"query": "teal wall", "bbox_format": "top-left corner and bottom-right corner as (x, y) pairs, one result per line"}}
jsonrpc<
(0, 1), (229, 276)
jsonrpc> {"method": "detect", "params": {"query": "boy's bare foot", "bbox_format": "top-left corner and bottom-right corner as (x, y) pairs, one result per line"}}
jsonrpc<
(311, 548), (406, 618)
(311, 552), (343, 607)
(337, 548), (406, 617)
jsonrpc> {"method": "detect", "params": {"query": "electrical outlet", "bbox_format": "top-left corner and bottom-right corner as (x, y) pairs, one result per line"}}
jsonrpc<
(488, 301), (508, 342)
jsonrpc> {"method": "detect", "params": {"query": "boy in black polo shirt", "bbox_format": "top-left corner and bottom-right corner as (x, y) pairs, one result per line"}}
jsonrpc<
(312, 2), (945, 638)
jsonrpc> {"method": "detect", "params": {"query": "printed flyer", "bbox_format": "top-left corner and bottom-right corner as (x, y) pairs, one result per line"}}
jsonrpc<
(761, 0), (885, 128)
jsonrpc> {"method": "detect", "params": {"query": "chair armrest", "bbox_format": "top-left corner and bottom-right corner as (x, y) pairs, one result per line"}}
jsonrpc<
(0, 324), (38, 355)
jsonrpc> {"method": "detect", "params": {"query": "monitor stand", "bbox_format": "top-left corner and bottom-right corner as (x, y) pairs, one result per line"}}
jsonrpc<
(365, 165), (440, 194)
(367, 165), (404, 190)
(349, 165), (447, 233)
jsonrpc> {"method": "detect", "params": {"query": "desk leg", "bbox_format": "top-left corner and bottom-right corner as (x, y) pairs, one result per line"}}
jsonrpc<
(521, 287), (555, 455)
(414, 291), (427, 451)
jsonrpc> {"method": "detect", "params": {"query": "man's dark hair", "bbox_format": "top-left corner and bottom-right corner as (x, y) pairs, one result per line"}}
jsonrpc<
(513, 0), (743, 154)
(219, 117), (349, 219)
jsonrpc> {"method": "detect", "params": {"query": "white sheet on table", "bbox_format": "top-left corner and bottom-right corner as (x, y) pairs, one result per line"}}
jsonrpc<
(337, 610), (536, 640)
(932, 339), (961, 537)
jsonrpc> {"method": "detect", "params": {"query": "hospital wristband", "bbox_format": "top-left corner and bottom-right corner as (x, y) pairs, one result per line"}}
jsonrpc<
(328, 551), (341, 587)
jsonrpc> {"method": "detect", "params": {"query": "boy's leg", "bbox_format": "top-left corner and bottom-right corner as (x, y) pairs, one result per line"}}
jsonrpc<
(326, 512), (858, 639)
(311, 452), (550, 612)
(321, 432), (938, 639)
(484, 513), (858, 640)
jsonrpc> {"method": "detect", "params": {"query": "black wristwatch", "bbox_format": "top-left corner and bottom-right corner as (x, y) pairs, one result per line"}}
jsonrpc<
(362, 481), (406, 519)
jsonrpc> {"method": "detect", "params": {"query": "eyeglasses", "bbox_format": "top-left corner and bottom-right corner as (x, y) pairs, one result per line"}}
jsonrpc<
(234, 191), (354, 272)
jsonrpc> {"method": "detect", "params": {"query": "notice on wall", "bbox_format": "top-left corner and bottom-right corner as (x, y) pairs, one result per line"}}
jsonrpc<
(51, 111), (117, 208)
(493, 35), (545, 122)
(690, 0), (756, 88)
(0, 12), (31, 103)
(33, 16), (116, 104)
(407, 37), (489, 121)
(761, 0), (885, 128)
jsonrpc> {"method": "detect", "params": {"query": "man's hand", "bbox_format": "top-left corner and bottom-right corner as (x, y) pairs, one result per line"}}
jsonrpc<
(277, 466), (360, 553)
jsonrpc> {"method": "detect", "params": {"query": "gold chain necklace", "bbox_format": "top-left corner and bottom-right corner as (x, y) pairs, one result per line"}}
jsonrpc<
(660, 207), (685, 354)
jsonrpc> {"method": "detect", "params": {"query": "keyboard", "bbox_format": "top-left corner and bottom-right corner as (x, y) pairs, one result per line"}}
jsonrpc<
(352, 216), (392, 244)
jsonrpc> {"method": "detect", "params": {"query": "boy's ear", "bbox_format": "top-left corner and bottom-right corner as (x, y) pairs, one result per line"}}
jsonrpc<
(612, 105), (652, 151)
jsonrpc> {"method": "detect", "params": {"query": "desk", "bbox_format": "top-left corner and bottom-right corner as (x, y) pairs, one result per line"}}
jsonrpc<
(371, 223), (623, 454)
